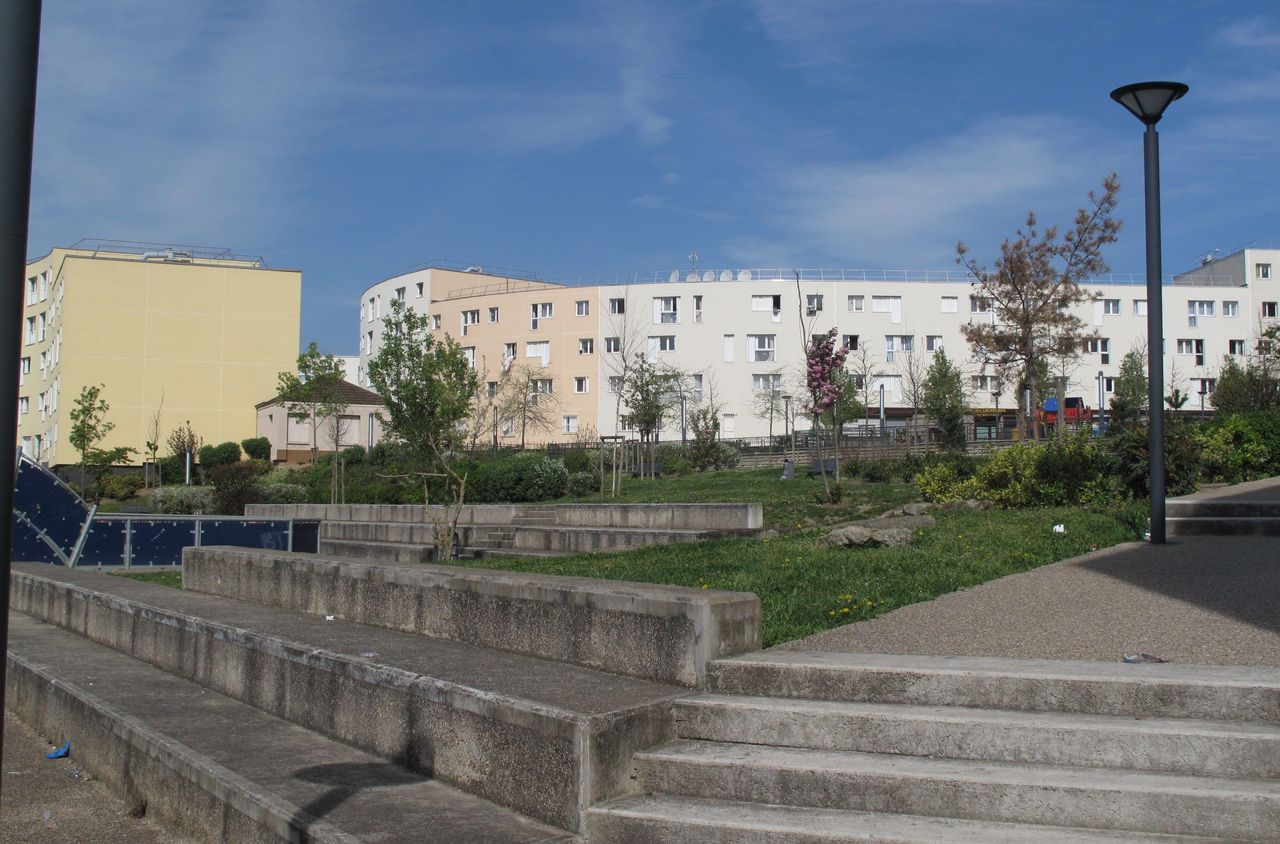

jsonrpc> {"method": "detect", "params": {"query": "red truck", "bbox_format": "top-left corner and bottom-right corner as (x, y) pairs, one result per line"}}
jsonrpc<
(1040, 396), (1090, 426)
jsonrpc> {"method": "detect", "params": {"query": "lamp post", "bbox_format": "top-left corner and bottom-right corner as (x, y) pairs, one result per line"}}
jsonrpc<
(1198, 385), (1207, 422)
(1111, 80), (1188, 544)
(680, 390), (687, 446)
(878, 383), (886, 439)
(1097, 370), (1106, 434)
(782, 393), (792, 456)
(991, 390), (1001, 440)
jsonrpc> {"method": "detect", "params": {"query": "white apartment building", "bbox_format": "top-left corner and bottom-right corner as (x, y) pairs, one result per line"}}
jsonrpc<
(356, 249), (1280, 443)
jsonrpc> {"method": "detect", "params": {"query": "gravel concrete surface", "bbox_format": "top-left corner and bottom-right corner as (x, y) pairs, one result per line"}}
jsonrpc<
(776, 535), (1280, 666)
(0, 712), (190, 844)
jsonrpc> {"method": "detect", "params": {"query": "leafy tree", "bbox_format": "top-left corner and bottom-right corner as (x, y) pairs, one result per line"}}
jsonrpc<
(686, 405), (721, 471)
(803, 327), (849, 498)
(750, 369), (786, 438)
(620, 354), (677, 478)
(277, 342), (348, 462)
(1212, 325), (1280, 413)
(957, 174), (1121, 440)
(166, 421), (201, 485)
(68, 384), (136, 501)
(366, 299), (479, 558)
(1108, 348), (1148, 431)
(923, 349), (968, 450)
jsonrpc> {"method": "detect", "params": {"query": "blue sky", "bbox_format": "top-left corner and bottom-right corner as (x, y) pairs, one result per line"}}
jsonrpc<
(26, 1), (1280, 356)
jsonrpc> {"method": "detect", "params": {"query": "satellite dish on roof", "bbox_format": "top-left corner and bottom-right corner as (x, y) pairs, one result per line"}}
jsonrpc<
(738, 269), (753, 281)
(719, 270), (733, 281)
(669, 269), (680, 283)
(702, 271), (715, 282)
(686, 272), (698, 282)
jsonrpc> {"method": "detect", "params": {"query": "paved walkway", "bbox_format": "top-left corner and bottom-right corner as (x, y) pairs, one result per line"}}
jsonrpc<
(778, 479), (1280, 667)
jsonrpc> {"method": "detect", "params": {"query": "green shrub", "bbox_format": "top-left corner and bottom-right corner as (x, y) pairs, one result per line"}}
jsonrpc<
(715, 442), (741, 469)
(1108, 423), (1201, 498)
(1196, 415), (1272, 483)
(150, 485), (214, 514)
(158, 454), (190, 485)
(99, 473), (145, 501)
(468, 452), (568, 502)
(198, 441), (241, 471)
(209, 461), (261, 515)
(561, 448), (594, 475)
(923, 449), (979, 478)
(567, 470), (597, 498)
(889, 453), (925, 482)
(859, 460), (894, 483)
(240, 437), (271, 461)
(339, 445), (367, 465)
(916, 463), (974, 502)
(255, 483), (309, 504)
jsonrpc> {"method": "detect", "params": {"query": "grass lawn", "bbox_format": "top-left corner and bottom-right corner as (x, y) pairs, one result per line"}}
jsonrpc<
(113, 570), (182, 589)
(109, 468), (1146, 648)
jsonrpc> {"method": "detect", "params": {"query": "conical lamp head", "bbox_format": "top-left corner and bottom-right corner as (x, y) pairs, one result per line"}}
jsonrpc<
(1110, 81), (1189, 125)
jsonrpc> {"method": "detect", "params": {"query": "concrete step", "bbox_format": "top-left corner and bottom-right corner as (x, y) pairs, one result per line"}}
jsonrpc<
(1167, 516), (1280, 537)
(320, 520), (716, 554)
(585, 794), (1213, 843)
(11, 563), (681, 832)
(1166, 499), (1280, 519)
(6, 614), (573, 843)
(636, 739), (1280, 839)
(708, 651), (1280, 722)
(673, 693), (1280, 779)
(317, 537), (432, 563)
(179, 547), (760, 687)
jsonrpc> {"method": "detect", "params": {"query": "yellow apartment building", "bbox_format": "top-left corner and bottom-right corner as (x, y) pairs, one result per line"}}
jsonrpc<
(18, 241), (302, 469)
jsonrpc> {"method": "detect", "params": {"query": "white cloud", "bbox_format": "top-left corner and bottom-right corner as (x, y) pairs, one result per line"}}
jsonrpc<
(1217, 18), (1280, 49)
(731, 116), (1105, 267)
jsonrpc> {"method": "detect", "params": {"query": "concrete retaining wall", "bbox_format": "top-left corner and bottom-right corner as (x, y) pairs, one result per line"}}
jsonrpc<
(182, 547), (761, 688)
(11, 570), (677, 832)
(317, 521), (713, 554)
(246, 502), (763, 531)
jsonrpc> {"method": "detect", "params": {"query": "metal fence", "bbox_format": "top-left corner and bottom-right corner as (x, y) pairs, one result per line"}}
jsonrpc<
(11, 455), (315, 567)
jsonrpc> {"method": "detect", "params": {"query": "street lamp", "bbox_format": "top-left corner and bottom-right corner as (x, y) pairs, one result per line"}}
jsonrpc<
(1111, 80), (1188, 544)
(1198, 384), (1207, 422)
(879, 383), (886, 439)
(991, 389), (1001, 440)
(1097, 370), (1106, 434)
(680, 391), (687, 446)
(782, 394), (791, 438)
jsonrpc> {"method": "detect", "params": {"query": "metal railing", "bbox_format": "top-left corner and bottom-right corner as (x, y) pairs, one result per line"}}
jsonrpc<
(65, 238), (263, 266)
(544, 268), (1240, 288)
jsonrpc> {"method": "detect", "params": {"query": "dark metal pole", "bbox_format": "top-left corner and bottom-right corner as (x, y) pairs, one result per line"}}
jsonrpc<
(1143, 123), (1166, 543)
(0, 0), (43, 792)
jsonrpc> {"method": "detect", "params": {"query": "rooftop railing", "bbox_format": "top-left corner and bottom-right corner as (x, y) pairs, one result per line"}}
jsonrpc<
(66, 238), (263, 266)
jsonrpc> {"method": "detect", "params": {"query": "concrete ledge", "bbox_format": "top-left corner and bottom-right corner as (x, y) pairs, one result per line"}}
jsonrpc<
(319, 521), (718, 554)
(183, 546), (762, 687)
(11, 567), (682, 831)
(247, 502), (763, 531)
(6, 649), (354, 843)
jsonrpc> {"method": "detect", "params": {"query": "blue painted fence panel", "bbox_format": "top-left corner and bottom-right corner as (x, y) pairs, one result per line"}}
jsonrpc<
(199, 520), (290, 553)
(14, 460), (89, 558)
(79, 519), (128, 567)
(126, 520), (198, 567)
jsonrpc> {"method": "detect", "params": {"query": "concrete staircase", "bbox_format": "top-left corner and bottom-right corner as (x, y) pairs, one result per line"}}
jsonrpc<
(7, 551), (761, 841)
(587, 651), (1280, 841)
(1167, 476), (1280, 537)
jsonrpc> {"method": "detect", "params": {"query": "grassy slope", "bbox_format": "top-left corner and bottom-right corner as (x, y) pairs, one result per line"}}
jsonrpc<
(111, 468), (1144, 647)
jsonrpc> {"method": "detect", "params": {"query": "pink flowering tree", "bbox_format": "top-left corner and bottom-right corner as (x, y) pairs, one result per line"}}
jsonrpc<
(805, 328), (848, 496)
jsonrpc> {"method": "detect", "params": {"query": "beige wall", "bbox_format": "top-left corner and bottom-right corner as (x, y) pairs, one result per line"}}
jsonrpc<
(18, 248), (301, 466)
(256, 401), (383, 462)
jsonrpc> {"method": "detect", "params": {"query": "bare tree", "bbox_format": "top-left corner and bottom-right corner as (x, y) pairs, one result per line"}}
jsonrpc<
(497, 362), (562, 448)
(845, 344), (883, 435)
(898, 348), (929, 451)
(957, 174), (1120, 441)
(750, 368), (786, 439)
(602, 289), (649, 438)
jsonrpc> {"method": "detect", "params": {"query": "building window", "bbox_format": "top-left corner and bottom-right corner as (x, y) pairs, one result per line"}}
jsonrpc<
(1102, 298), (1121, 315)
(530, 302), (553, 329)
(1176, 338), (1205, 365)
(574, 376), (589, 394)
(25, 277), (36, 306)
(1230, 339), (1247, 356)
(1197, 378), (1217, 396)
(25, 317), (35, 345)
(1187, 300), (1213, 326)
(578, 338), (594, 354)
(1265, 302), (1278, 318)
(1085, 338), (1110, 364)
(748, 334), (775, 362)
(872, 295), (900, 313)
(18, 397), (28, 416)
(394, 286), (406, 302)
(971, 375), (996, 392)
(461, 346), (476, 368)
(19, 357), (30, 386)
(526, 341), (550, 366)
(722, 413), (736, 436)
(940, 296), (958, 313)
(723, 334), (735, 362)
(504, 341), (517, 361)
(654, 296), (679, 324)
(608, 376), (623, 393)
(431, 315), (441, 330)
(563, 415), (579, 434)
(531, 378), (553, 394)
(848, 295), (865, 312)
(752, 294), (782, 322)
(461, 310), (480, 335)
(576, 300), (589, 316)
(691, 374), (704, 402)
(693, 294), (703, 323)
(1257, 263), (1272, 280)
(1104, 377), (1115, 392)
(488, 306), (499, 323)
(604, 336), (620, 353)
(649, 335), (676, 353)
(752, 373), (782, 392)
(842, 334), (859, 351)
(1133, 299), (1147, 316)
(805, 294), (824, 314)
(884, 335), (913, 363)
(926, 335), (943, 351)
(970, 296), (993, 313)
(365, 330), (374, 353)
(609, 298), (626, 314)
(1222, 300), (1239, 318)
(487, 381), (498, 398)
(416, 281), (424, 297)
